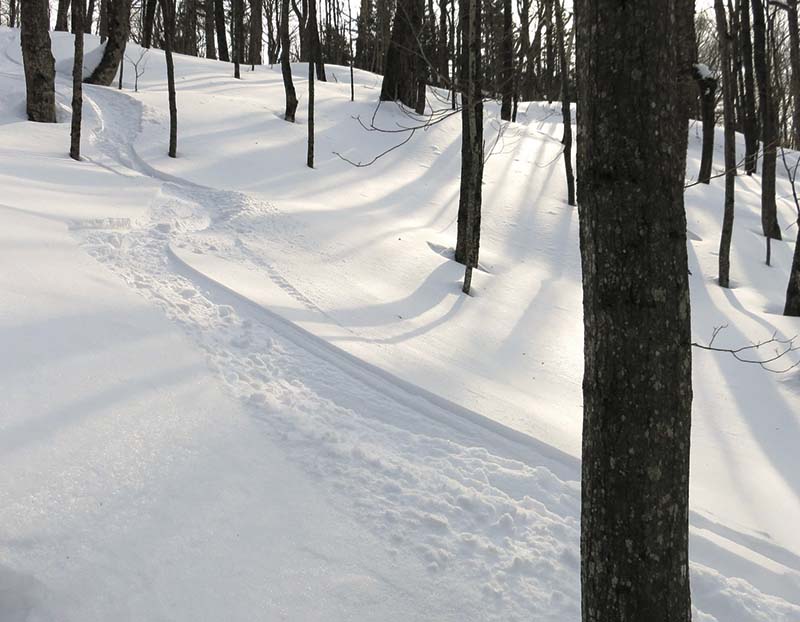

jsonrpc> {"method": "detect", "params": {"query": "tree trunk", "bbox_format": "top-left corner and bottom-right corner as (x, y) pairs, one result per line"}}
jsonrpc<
(788, 0), (800, 149)
(205, 0), (217, 58)
(85, 0), (95, 33)
(160, 0), (178, 158)
(694, 66), (717, 184)
(20, 0), (56, 123)
(99, 0), (109, 41)
(716, 0), (736, 288)
(215, 0), (230, 61)
(142, 0), (157, 47)
(454, 0), (483, 270)
(785, 231), (800, 315)
(56, 0), (71, 31)
(575, 0), (694, 619)
(499, 0), (513, 120)
(281, 0), (299, 121)
(71, 0), (86, 160)
(554, 0), (574, 205)
(379, 0), (423, 108)
(738, 0), (759, 173)
(183, 0), (199, 55)
(249, 0), (263, 65)
(233, 0), (243, 77)
(9, 0), (17, 28)
(87, 0), (131, 86)
(309, 0), (326, 81)
(751, 0), (781, 240)
(307, 53), (315, 168)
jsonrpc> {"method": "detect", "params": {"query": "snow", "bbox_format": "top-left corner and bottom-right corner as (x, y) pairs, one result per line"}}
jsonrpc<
(1, 25), (799, 620)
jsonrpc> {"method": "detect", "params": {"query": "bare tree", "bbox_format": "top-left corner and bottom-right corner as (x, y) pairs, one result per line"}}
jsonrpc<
(125, 47), (150, 91)
(554, 0), (574, 206)
(716, 0), (736, 287)
(87, 0), (132, 86)
(205, 0), (217, 58)
(56, 0), (72, 31)
(281, 0), (299, 121)
(21, 0), (56, 123)
(71, 0), (86, 161)
(160, 0), (178, 158)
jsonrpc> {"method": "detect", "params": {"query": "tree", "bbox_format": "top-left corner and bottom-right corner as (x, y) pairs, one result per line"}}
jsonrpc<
(215, 0), (231, 61)
(737, 0), (759, 174)
(693, 64), (717, 185)
(71, 0), (86, 161)
(751, 0), (782, 242)
(788, 0), (800, 149)
(233, 0), (244, 78)
(307, 37), (315, 168)
(205, 0), (217, 59)
(379, 0), (423, 109)
(455, 0), (483, 289)
(716, 0), (736, 288)
(142, 0), (157, 47)
(554, 0), (574, 206)
(20, 0), (56, 123)
(499, 0), (513, 120)
(160, 0), (178, 158)
(56, 0), (71, 31)
(281, 0), (299, 121)
(575, 0), (694, 620)
(249, 0), (263, 65)
(86, 0), (132, 86)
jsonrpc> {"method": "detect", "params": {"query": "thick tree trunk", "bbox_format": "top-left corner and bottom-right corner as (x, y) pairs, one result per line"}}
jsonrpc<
(575, 0), (694, 619)
(71, 0), (85, 160)
(160, 0), (178, 158)
(694, 66), (717, 184)
(215, 0), (230, 61)
(454, 0), (483, 270)
(554, 0), (574, 206)
(752, 0), (781, 240)
(20, 0), (56, 123)
(249, 0), (263, 65)
(500, 0), (513, 120)
(142, 0), (157, 47)
(87, 0), (131, 86)
(182, 0), (199, 55)
(785, 234), (800, 315)
(280, 0), (298, 121)
(379, 0), (423, 108)
(355, 0), (371, 68)
(716, 0), (736, 288)
(205, 0), (217, 58)
(56, 0), (71, 31)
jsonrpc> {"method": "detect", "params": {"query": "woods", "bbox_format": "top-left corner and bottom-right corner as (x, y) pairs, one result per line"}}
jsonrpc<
(5, 1), (800, 620)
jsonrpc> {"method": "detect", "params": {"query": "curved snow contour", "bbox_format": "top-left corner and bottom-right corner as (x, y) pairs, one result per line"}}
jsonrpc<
(71, 78), (800, 622)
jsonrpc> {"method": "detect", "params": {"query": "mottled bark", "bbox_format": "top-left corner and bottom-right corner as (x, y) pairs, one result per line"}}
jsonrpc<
(454, 0), (483, 270)
(785, 234), (800, 315)
(575, 0), (694, 619)
(71, 0), (86, 160)
(380, 0), (423, 108)
(87, 0), (131, 86)
(280, 0), (298, 121)
(716, 0), (736, 288)
(20, 0), (56, 123)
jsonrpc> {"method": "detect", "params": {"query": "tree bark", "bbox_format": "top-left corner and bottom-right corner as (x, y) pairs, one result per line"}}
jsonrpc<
(785, 231), (800, 315)
(56, 0), (72, 31)
(500, 0), (513, 120)
(554, 0), (574, 205)
(379, 0), (423, 108)
(575, 0), (694, 619)
(694, 66), (717, 185)
(307, 52), (315, 168)
(454, 0), (483, 269)
(160, 0), (178, 158)
(738, 0), (759, 173)
(142, 0), (157, 47)
(9, 0), (18, 28)
(788, 0), (800, 149)
(205, 0), (217, 58)
(20, 0), (56, 123)
(716, 0), (736, 288)
(215, 0), (230, 61)
(71, 0), (86, 160)
(751, 0), (781, 240)
(280, 0), (298, 121)
(233, 0), (243, 77)
(249, 0), (263, 65)
(87, 0), (131, 86)
(182, 0), (199, 55)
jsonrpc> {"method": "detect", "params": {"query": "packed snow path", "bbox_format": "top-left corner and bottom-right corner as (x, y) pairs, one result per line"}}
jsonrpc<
(1, 27), (799, 621)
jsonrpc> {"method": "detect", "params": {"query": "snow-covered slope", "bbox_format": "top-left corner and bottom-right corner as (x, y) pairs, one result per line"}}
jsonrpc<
(0, 26), (798, 620)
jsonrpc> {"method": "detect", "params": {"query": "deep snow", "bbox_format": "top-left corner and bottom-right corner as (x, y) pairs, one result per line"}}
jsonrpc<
(0, 26), (798, 621)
